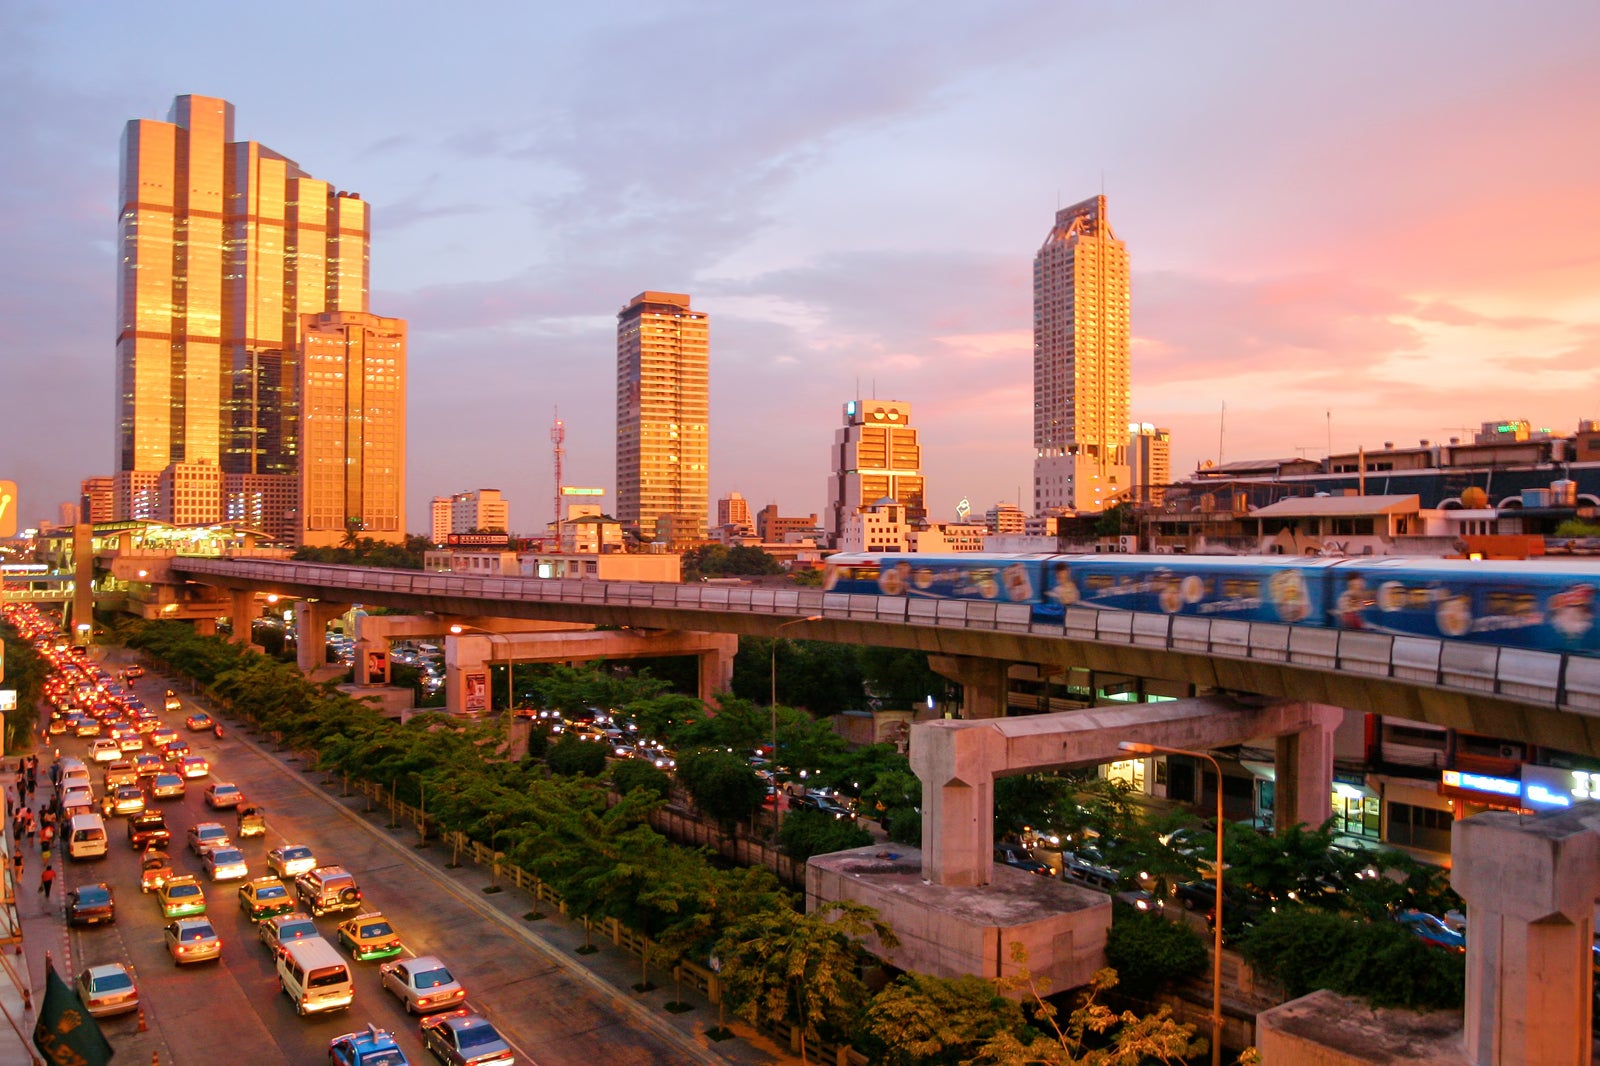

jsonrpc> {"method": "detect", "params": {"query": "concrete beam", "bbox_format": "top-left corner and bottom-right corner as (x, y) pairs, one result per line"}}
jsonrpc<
(295, 600), (351, 674)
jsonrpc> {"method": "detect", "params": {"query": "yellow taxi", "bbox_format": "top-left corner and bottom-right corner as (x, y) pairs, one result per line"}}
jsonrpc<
(336, 911), (403, 961)
(237, 876), (296, 922)
(157, 874), (207, 919)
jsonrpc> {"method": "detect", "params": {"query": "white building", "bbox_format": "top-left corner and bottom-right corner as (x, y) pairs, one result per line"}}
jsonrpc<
(447, 489), (509, 534)
(431, 497), (451, 544)
(838, 497), (911, 553)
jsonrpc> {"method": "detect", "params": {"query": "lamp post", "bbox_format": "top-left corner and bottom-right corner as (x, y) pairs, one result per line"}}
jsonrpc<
(1120, 741), (1225, 1066)
(770, 615), (822, 826)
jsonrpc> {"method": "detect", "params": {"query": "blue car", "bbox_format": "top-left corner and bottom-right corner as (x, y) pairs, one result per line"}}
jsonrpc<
(329, 1024), (410, 1066)
(1396, 910), (1466, 953)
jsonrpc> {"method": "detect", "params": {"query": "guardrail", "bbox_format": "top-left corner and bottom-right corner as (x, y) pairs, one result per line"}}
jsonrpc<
(173, 556), (1596, 715)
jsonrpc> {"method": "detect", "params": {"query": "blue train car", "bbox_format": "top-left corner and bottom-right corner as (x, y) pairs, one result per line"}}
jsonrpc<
(1036, 555), (1344, 626)
(1327, 558), (1599, 654)
(823, 553), (1053, 605)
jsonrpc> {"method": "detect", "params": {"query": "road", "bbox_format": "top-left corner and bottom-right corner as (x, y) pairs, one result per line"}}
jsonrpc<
(41, 664), (732, 1066)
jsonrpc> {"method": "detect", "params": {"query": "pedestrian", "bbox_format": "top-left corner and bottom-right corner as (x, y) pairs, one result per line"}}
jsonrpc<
(40, 824), (53, 853)
(24, 810), (34, 843)
(12, 850), (22, 880)
(38, 865), (54, 900)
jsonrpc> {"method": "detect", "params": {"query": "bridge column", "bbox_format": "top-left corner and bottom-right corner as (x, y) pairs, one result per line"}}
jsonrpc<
(444, 633), (493, 718)
(928, 655), (1010, 719)
(228, 590), (259, 647)
(1272, 702), (1339, 832)
(294, 600), (348, 674)
(909, 720), (1006, 886)
(695, 634), (739, 707)
(1453, 804), (1600, 1066)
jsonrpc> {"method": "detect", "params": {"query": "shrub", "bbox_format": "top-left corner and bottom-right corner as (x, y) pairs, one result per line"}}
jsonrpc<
(1241, 908), (1464, 1009)
(611, 759), (671, 800)
(777, 808), (873, 862)
(1103, 904), (1208, 1000)
(545, 734), (608, 777)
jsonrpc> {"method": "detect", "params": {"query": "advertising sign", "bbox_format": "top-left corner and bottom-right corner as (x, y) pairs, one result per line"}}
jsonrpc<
(0, 480), (16, 538)
(464, 672), (488, 713)
(0, 690), (14, 711)
(447, 533), (510, 547)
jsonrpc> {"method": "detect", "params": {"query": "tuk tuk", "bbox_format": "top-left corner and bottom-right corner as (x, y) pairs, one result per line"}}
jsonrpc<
(140, 849), (174, 893)
(237, 805), (267, 838)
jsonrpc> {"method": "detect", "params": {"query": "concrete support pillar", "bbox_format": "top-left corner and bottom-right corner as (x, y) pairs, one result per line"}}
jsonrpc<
(71, 523), (94, 640)
(229, 590), (257, 646)
(928, 655), (1010, 719)
(695, 634), (738, 707)
(294, 600), (348, 674)
(355, 639), (391, 686)
(194, 617), (217, 636)
(909, 722), (1005, 886)
(1452, 804), (1600, 1066)
(1273, 701), (1340, 832)
(444, 633), (494, 718)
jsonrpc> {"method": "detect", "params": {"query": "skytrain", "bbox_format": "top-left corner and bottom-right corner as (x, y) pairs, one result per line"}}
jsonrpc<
(822, 553), (1600, 657)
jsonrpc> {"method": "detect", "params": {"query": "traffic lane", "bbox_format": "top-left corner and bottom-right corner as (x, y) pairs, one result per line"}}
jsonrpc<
(201, 710), (701, 1064)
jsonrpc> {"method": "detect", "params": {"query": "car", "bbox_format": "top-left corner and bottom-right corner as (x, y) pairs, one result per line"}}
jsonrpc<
(160, 739), (190, 760)
(238, 876), (296, 921)
(149, 772), (186, 799)
(268, 843), (317, 879)
(133, 752), (166, 777)
(187, 822), (230, 855)
(418, 1008), (515, 1066)
(89, 738), (121, 763)
(1397, 909), (1467, 953)
(205, 782), (244, 809)
(150, 726), (178, 747)
(203, 845), (249, 882)
(994, 842), (1054, 876)
(140, 849), (175, 893)
(127, 810), (170, 849)
(1062, 848), (1121, 891)
(66, 882), (116, 926)
(73, 718), (103, 737)
(110, 784), (146, 817)
(164, 917), (222, 964)
(164, 692), (182, 713)
(379, 955), (467, 1014)
(258, 911), (320, 958)
(330, 1023), (412, 1066)
(157, 874), (206, 918)
(336, 911), (403, 961)
(124, 665), (145, 679)
(185, 711), (213, 731)
(176, 754), (209, 779)
(236, 804), (267, 838)
(294, 865), (363, 917)
(76, 963), (139, 1018)
(46, 716), (68, 736)
(116, 732), (145, 753)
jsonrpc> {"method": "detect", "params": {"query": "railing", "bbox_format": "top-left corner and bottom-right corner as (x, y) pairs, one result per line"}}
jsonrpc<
(173, 556), (1598, 714)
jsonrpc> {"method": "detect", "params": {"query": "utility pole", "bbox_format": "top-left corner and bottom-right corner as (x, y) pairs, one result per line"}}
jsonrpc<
(551, 411), (565, 551)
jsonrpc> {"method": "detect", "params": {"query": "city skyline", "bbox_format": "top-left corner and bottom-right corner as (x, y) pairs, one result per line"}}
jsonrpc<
(3, 3), (1598, 534)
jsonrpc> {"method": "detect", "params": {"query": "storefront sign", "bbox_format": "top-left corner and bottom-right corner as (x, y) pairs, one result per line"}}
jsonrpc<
(1520, 764), (1599, 810)
(1440, 769), (1521, 799)
(447, 533), (509, 547)
(0, 690), (15, 711)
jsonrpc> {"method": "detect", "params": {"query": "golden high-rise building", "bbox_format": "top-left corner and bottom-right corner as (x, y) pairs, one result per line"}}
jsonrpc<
(616, 291), (709, 542)
(115, 94), (371, 534)
(298, 312), (406, 547)
(1033, 195), (1131, 514)
(826, 398), (926, 548)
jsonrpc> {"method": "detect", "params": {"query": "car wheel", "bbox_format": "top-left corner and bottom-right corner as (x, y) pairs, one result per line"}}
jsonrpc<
(1181, 896), (1196, 910)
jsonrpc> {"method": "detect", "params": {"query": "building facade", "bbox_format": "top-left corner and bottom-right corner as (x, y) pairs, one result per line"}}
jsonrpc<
(839, 497), (911, 553)
(757, 505), (822, 544)
(826, 398), (926, 547)
(1128, 423), (1171, 506)
(717, 491), (754, 535)
(985, 502), (1027, 535)
(80, 477), (115, 524)
(297, 311), (406, 546)
(1033, 195), (1131, 515)
(431, 496), (451, 544)
(115, 94), (379, 540)
(448, 489), (509, 534)
(616, 291), (709, 541)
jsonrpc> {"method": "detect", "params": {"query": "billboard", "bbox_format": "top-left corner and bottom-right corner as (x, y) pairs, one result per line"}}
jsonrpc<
(0, 481), (16, 537)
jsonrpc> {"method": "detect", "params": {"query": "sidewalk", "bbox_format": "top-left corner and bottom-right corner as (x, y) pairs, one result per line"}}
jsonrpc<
(0, 777), (38, 1066)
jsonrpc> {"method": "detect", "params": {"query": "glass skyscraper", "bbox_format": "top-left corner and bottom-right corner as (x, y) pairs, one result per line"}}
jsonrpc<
(115, 94), (373, 537)
(1032, 195), (1131, 514)
(616, 291), (709, 542)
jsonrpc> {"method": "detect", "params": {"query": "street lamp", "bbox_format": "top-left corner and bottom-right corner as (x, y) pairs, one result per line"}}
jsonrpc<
(770, 615), (822, 825)
(1120, 741), (1225, 1066)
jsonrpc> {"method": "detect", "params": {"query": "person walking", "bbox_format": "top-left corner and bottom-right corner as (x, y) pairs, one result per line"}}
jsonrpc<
(40, 822), (54, 855)
(38, 865), (55, 900)
(14, 850), (25, 882)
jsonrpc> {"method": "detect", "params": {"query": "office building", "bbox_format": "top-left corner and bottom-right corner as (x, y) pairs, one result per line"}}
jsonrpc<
(449, 489), (510, 534)
(80, 477), (115, 524)
(616, 291), (709, 541)
(297, 312), (406, 547)
(1128, 424), (1171, 506)
(985, 502), (1027, 535)
(826, 398), (926, 547)
(431, 497), (452, 544)
(115, 93), (372, 531)
(223, 473), (297, 540)
(717, 491), (754, 535)
(1033, 195), (1130, 514)
(756, 505), (821, 544)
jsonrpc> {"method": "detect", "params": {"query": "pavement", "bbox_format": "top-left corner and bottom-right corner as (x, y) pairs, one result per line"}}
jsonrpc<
(0, 657), (807, 1066)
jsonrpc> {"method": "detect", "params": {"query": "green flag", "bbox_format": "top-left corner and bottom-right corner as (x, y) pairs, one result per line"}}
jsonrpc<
(33, 964), (113, 1066)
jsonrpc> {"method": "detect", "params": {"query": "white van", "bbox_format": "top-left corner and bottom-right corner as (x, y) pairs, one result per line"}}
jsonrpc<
(278, 937), (354, 1015)
(67, 814), (108, 861)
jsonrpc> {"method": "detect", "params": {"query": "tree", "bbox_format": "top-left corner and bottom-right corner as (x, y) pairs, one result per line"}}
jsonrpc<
(860, 973), (1025, 1066)
(1102, 904), (1208, 1000)
(1240, 908), (1464, 1009)
(776, 808), (873, 862)
(714, 900), (899, 1065)
(611, 759), (671, 800)
(676, 749), (763, 829)
(546, 734), (609, 777)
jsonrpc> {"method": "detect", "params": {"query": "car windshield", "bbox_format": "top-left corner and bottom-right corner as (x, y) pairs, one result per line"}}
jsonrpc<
(77, 887), (111, 906)
(360, 922), (393, 938)
(180, 923), (215, 939)
(212, 849), (243, 863)
(361, 1051), (406, 1066)
(416, 967), (453, 988)
(284, 847), (311, 859)
(456, 1024), (504, 1050)
(168, 884), (199, 898)
(91, 972), (133, 992)
(256, 884), (287, 899)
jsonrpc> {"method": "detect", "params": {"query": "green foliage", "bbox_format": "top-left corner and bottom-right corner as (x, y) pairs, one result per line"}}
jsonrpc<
(776, 808), (873, 862)
(291, 533), (430, 568)
(1241, 908), (1464, 1009)
(1555, 518), (1600, 537)
(1103, 905), (1208, 1000)
(0, 622), (48, 749)
(611, 758), (672, 800)
(677, 748), (764, 826)
(860, 973), (1025, 1066)
(521, 727), (550, 761)
(715, 900), (900, 1063)
(682, 545), (784, 579)
(857, 645), (944, 707)
(546, 734), (609, 777)
(860, 768), (922, 846)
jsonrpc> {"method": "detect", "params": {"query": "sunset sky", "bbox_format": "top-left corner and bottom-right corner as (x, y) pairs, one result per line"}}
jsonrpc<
(3, 1), (1597, 534)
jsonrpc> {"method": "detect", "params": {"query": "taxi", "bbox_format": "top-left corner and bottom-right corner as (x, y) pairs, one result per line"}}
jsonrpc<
(238, 876), (296, 922)
(157, 874), (207, 918)
(329, 1023), (410, 1066)
(336, 911), (403, 961)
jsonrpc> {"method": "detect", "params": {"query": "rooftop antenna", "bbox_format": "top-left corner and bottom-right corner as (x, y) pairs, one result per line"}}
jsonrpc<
(1218, 401), (1227, 468)
(1326, 410), (1332, 459)
(551, 410), (565, 549)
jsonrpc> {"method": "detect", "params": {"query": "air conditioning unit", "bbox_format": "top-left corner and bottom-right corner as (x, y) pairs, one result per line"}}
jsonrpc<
(1117, 535), (1138, 553)
(1499, 744), (1521, 760)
